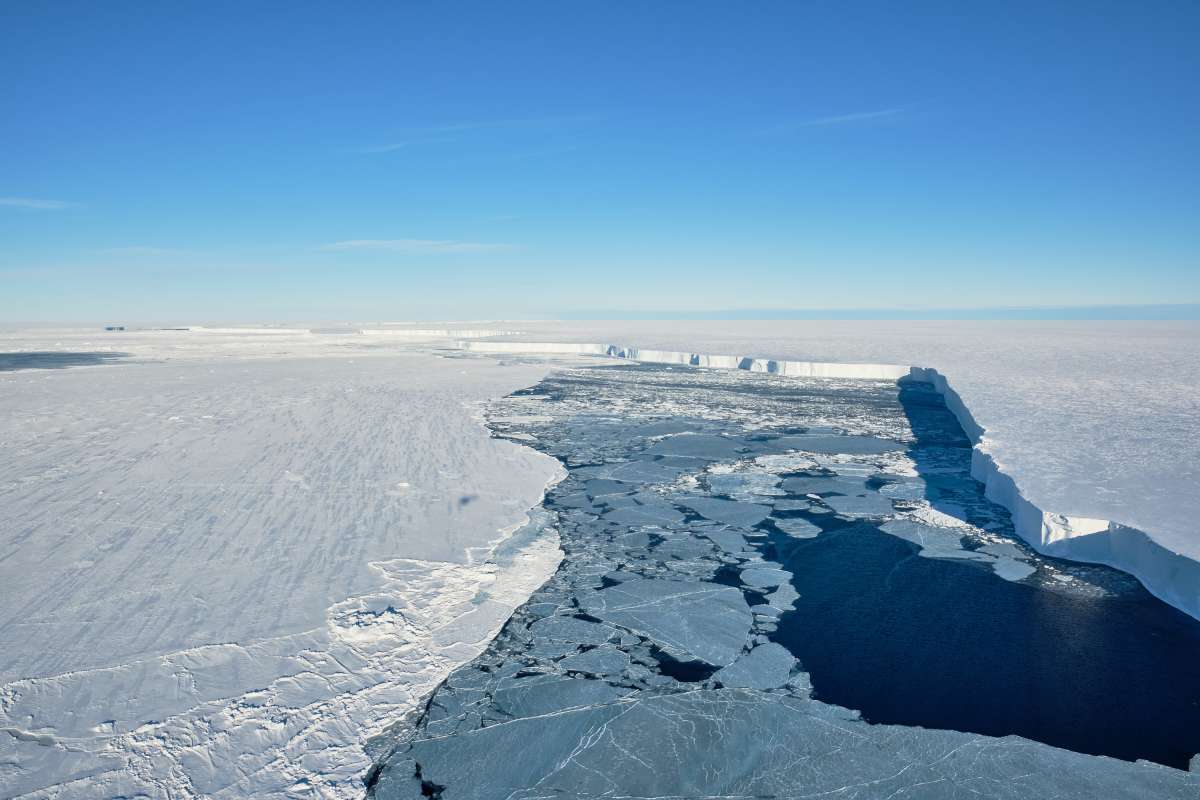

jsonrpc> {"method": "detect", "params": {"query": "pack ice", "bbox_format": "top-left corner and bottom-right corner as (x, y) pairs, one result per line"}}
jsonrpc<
(464, 320), (1200, 621)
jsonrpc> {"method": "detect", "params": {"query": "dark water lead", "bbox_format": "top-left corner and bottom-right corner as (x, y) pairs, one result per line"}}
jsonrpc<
(0, 351), (130, 371)
(366, 363), (1200, 799)
(766, 380), (1200, 770)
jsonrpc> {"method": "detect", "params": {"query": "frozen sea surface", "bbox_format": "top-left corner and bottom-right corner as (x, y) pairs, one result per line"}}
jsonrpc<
(0, 328), (569, 798)
(368, 361), (1200, 798)
(4, 323), (1197, 798)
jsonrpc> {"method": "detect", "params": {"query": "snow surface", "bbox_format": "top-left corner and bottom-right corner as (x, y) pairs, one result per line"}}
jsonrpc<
(3, 321), (1197, 796)
(462, 321), (1200, 617)
(0, 328), (570, 798)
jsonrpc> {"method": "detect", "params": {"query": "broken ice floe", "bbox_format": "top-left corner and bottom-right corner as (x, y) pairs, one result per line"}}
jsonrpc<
(367, 362), (1200, 797)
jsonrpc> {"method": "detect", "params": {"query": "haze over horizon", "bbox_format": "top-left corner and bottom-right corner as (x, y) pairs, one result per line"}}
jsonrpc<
(3, 1), (1198, 320)
(5, 303), (1200, 327)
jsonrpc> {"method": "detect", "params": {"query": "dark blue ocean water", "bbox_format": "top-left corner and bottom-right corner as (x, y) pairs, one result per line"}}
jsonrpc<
(765, 383), (1200, 769)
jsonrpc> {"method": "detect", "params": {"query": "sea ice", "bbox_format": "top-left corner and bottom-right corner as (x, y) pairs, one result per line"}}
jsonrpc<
(678, 496), (771, 527)
(375, 690), (1200, 800)
(0, 329), (569, 799)
(475, 320), (1200, 619)
(367, 357), (1200, 799)
(580, 579), (752, 666)
(773, 517), (822, 538)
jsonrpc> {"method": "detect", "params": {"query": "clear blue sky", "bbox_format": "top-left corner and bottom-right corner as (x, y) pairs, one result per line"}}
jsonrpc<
(2, 1), (1198, 321)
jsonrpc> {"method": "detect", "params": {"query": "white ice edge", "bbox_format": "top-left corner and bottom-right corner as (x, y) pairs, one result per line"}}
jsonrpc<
(0, 415), (567, 800)
(460, 340), (912, 380)
(909, 366), (1200, 622)
(461, 339), (1200, 622)
(187, 326), (314, 335)
(359, 329), (522, 338)
(186, 327), (522, 338)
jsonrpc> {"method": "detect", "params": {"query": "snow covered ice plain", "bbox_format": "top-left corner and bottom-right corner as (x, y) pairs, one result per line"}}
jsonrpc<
(2, 322), (1199, 798)
(0, 327), (569, 798)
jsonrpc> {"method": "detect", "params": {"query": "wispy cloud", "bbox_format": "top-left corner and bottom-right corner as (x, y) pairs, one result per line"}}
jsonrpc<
(96, 246), (190, 257)
(0, 196), (78, 210)
(409, 113), (601, 135)
(352, 142), (411, 154)
(762, 108), (904, 135)
(799, 109), (903, 127)
(351, 113), (601, 154)
(349, 136), (462, 154)
(322, 239), (514, 254)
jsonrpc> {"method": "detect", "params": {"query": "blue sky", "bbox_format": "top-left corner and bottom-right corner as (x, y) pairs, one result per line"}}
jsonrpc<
(2, 1), (1198, 321)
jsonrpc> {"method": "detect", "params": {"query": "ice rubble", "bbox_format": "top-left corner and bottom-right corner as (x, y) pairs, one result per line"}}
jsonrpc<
(458, 335), (1200, 621)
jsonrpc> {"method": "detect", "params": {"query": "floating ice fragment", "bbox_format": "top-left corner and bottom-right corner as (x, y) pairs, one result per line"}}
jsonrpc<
(767, 583), (800, 610)
(740, 567), (792, 588)
(754, 453), (821, 472)
(580, 579), (752, 666)
(981, 542), (1025, 559)
(647, 434), (747, 460)
(559, 647), (631, 676)
(491, 674), (630, 719)
(703, 529), (753, 554)
(823, 493), (894, 518)
(781, 475), (869, 496)
(529, 616), (615, 645)
(706, 471), (784, 498)
(679, 496), (771, 528)
(881, 519), (965, 550)
(609, 460), (691, 484)
(603, 502), (685, 526)
(773, 518), (822, 538)
(993, 557), (1037, 582)
(713, 643), (796, 689)
(878, 479), (927, 501)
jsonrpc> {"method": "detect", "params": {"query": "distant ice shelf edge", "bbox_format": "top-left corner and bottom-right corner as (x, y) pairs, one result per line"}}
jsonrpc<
(460, 339), (1200, 623)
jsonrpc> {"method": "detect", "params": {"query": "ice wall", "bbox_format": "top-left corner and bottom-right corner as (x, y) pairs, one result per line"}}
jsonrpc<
(188, 326), (313, 334)
(462, 341), (911, 380)
(189, 326), (521, 338)
(461, 338), (1200, 621)
(909, 366), (1200, 620)
(360, 328), (521, 338)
